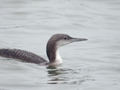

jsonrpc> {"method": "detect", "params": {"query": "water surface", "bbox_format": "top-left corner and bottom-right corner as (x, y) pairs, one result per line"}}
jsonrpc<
(0, 0), (120, 90)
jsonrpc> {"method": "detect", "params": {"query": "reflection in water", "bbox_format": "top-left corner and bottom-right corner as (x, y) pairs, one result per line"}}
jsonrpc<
(47, 66), (65, 76)
(47, 66), (68, 84)
(47, 66), (93, 84)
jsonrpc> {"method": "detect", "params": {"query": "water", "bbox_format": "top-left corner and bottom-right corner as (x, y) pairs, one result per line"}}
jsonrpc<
(0, 0), (120, 90)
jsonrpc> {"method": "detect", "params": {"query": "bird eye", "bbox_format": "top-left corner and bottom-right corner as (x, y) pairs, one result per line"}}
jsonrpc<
(64, 37), (67, 40)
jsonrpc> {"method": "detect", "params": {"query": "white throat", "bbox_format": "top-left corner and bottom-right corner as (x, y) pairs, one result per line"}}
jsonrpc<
(55, 50), (63, 64)
(48, 49), (62, 66)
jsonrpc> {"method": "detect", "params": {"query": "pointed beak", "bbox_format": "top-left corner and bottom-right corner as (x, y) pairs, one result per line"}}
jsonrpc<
(70, 37), (88, 42)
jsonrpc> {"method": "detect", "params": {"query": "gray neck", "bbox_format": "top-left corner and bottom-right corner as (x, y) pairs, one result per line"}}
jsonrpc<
(46, 41), (62, 65)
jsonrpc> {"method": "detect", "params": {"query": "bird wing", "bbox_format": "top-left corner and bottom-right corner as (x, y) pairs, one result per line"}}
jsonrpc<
(0, 49), (47, 64)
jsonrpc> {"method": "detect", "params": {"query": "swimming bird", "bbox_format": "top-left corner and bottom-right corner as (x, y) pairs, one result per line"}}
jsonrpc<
(0, 34), (87, 66)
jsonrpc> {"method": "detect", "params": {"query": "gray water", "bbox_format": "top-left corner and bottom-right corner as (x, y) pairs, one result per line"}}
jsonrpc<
(0, 0), (120, 90)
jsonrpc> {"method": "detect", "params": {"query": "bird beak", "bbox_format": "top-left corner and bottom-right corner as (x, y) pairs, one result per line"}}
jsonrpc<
(70, 37), (88, 42)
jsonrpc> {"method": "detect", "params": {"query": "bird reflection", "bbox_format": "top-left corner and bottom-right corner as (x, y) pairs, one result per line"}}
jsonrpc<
(46, 65), (93, 85)
(47, 65), (69, 84)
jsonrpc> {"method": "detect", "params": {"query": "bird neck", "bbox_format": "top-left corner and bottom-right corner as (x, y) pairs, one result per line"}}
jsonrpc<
(46, 42), (62, 66)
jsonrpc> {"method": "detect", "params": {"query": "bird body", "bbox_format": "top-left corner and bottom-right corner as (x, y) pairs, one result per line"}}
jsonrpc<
(0, 34), (87, 66)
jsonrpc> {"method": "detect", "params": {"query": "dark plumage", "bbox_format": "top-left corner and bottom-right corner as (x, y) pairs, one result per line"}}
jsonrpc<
(0, 34), (87, 66)
(0, 49), (47, 64)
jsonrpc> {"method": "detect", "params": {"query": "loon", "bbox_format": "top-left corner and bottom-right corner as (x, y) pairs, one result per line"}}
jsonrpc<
(0, 34), (87, 66)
